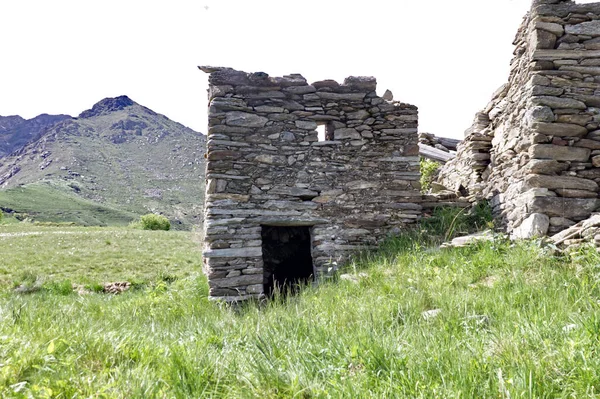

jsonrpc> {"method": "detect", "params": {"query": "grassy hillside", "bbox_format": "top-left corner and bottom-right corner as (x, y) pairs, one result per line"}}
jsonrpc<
(0, 181), (139, 226)
(2, 216), (600, 397)
(0, 97), (206, 229)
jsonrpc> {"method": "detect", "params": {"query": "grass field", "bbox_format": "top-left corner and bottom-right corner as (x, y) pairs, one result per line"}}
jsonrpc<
(0, 182), (139, 227)
(2, 217), (600, 397)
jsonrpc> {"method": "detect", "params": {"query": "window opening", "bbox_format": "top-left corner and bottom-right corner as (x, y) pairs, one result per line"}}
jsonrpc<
(317, 122), (334, 142)
(317, 124), (326, 142)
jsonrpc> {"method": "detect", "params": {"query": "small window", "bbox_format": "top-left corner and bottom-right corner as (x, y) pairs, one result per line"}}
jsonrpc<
(317, 122), (334, 142)
(317, 124), (326, 141)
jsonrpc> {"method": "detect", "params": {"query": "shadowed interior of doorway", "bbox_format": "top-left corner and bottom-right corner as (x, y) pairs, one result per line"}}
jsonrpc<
(261, 225), (314, 297)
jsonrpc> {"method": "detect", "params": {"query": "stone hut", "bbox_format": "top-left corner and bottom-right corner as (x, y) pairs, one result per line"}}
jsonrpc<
(438, 0), (600, 237)
(200, 66), (421, 301)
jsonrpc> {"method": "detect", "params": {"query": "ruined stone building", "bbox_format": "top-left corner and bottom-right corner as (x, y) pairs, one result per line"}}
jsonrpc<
(439, 0), (600, 237)
(199, 66), (421, 300)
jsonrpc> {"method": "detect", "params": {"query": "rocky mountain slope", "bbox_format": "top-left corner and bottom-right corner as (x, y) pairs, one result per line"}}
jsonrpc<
(0, 113), (71, 157)
(0, 96), (206, 228)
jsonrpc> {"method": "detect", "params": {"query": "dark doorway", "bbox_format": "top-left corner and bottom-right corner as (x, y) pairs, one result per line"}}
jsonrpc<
(261, 226), (314, 297)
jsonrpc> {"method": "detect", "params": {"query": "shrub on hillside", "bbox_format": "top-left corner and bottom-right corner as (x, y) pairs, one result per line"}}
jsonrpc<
(140, 213), (170, 231)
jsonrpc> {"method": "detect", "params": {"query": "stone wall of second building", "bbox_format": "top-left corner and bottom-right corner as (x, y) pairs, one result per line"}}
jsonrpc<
(439, 0), (600, 236)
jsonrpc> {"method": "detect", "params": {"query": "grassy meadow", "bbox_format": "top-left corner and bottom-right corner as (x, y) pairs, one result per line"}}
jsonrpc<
(0, 182), (139, 227)
(2, 212), (600, 397)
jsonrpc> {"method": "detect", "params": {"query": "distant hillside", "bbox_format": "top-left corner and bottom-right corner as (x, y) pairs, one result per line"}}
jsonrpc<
(0, 114), (71, 157)
(0, 96), (206, 229)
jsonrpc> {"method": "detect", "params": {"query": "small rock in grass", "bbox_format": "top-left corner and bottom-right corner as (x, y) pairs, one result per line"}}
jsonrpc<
(441, 230), (495, 248)
(72, 283), (91, 295)
(13, 285), (41, 294)
(422, 309), (442, 320)
(103, 281), (131, 294)
(340, 273), (368, 284)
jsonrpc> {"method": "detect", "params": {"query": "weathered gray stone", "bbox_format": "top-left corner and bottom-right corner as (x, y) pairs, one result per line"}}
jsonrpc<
(536, 21), (565, 37)
(559, 66), (600, 76)
(530, 197), (600, 218)
(269, 186), (319, 198)
(315, 92), (367, 101)
(531, 29), (557, 50)
(210, 97), (251, 112)
(334, 128), (361, 140)
(210, 274), (263, 288)
(525, 174), (599, 192)
(203, 247), (262, 258)
(512, 213), (550, 239)
(530, 85), (563, 97)
(531, 96), (587, 110)
(255, 155), (287, 165)
(557, 114), (593, 126)
(225, 111), (268, 128)
(529, 144), (590, 161)
(347, 110), (370, 120)
(550, 217), (576, 228)
(565, 20), (600, 37)
(524, 159), (569, 175)
(526, 106), (556, 125)
(255, 105), (284, 113)
(575, 139), (600, 150)
(295, 120), (318, 130)
(442, 231), (495, 248)
(555, 189), (599, 198)
(533, 49), (600, 60)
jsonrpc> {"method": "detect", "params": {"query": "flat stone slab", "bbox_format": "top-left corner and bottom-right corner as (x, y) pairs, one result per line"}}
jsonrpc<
(529, 144), (590, 161)
(210, 273), (263, 288)
(532, 122), (588, 137)
(531, 96), (586, 110)
(530, 197), (600, 219)
(441, 230), (496, 248)
(566, 20), (600, 37)
(533, 49), (600, 60)
(225, 111), (268, 128)
(525, 174), (599, 192)
(202, 247), (262, 258)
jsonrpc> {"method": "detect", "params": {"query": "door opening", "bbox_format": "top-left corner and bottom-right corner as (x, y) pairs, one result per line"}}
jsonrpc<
(261, 225), (314, 297)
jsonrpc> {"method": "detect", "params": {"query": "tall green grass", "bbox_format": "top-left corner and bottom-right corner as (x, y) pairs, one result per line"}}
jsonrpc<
(2, 215), (600, 397)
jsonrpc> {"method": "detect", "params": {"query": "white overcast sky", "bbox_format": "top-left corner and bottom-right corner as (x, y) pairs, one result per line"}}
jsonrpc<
(0, 1), (597, 139)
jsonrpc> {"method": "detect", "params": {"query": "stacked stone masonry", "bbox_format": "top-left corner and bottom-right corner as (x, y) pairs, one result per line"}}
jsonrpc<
(200, 67), (421, 301)
(439, 0), (600, 236)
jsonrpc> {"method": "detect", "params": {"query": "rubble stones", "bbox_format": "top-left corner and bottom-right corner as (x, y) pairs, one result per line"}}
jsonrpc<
(103, 282), (131, 294)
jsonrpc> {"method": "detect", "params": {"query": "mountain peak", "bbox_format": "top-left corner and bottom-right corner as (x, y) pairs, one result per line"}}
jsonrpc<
(78, 96), (135, 118)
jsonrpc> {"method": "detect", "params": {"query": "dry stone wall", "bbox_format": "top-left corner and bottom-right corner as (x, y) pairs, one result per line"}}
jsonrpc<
(439, 0), (600, 236)
(200, 66), (421, 301)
